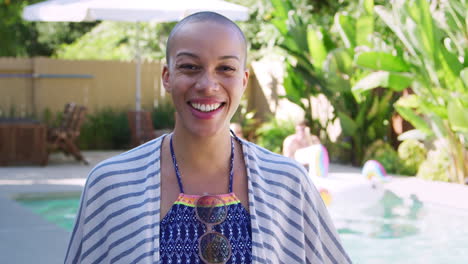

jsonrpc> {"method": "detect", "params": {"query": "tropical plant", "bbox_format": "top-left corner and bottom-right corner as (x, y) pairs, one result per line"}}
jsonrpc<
(417, 139), (452, 182)
(353, 0), (468, 183)
(363, 139), (401, 174)
(397, 139), (427, 176)
(231, 96), (261, 141)
(269, 0), (324, 135)
(270, 0), (397, 165)
(255, 117), (295, 154)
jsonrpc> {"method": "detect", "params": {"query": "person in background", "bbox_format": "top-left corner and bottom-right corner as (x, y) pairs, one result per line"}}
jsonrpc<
(65, 12), (350, 264)
(283, 120), (321, 160)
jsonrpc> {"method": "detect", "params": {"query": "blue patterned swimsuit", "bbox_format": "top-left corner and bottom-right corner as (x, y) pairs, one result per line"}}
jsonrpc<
(159, 135), (252, 263)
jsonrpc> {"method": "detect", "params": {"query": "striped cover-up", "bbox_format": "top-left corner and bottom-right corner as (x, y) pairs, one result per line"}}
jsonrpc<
(65, 135), (352, 264)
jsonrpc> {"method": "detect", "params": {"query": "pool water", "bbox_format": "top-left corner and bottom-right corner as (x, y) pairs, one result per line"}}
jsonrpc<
(18, 196), (80, 231)
(17, 192), (468, 263)
(331, 191), (468, 264)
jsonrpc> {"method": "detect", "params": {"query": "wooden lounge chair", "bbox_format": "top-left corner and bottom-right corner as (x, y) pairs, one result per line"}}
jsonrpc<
(127, 111), (158, 147)
(47, 103), (88, 165)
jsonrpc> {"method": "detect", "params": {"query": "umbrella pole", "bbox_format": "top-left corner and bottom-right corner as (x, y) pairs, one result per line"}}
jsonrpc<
(135, 22), (142, 143)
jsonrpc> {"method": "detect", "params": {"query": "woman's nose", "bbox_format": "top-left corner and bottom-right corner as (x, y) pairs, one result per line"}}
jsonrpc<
(195, 71), (219, 92)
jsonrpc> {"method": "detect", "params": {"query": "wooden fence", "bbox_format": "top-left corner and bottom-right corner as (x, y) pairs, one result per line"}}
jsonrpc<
(0, 57), (272, 121)
(0, 57), (164, 118)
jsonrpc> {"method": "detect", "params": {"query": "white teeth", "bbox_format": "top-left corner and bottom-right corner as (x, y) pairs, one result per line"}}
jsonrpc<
(191, 102), (221, 112)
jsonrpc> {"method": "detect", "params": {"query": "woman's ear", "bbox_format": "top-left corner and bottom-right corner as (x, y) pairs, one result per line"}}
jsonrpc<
(162, 64), (171, 93)
(242, 68), (249, 93)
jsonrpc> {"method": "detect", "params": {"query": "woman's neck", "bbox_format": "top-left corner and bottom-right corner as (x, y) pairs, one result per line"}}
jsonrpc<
(170, 126), (232, 181)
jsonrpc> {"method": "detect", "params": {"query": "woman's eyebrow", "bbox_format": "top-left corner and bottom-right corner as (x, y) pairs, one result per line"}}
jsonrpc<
(219, 55), (240, 61)
(176, 52), (199, 59)
(175, 52), (239, 62)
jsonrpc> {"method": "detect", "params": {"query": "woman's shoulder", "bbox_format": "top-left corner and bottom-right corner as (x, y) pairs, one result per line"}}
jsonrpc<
(84, 136), (164, 191)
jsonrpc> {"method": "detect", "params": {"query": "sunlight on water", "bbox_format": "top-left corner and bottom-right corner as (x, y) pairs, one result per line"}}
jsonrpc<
(331, 191), (468, 264)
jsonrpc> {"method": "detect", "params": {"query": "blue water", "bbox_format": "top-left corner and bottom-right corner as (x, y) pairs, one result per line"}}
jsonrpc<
(17, 192), (468, 263)
(332, 191), (468, 264)
(18, 196), (80, 231)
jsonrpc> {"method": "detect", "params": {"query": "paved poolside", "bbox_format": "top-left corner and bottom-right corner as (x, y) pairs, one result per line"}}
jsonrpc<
(0, 151), (121, 264)
(1, 151), (467, 263)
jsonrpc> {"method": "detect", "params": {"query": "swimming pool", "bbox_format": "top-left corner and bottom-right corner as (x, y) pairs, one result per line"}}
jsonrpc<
(331, 191), (468, 263)
(16, 192), (468, 263)
(17, 194), (81, 231)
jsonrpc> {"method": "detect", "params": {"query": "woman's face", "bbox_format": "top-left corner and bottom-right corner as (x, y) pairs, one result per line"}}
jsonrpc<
(162, 21), (249, 138)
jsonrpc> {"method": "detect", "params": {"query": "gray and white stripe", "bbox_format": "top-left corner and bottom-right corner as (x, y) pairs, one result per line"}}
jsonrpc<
(65, 136), (351, 264)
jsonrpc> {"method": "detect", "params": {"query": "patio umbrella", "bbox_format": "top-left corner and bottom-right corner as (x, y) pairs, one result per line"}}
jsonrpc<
(22, 0), (249, 137)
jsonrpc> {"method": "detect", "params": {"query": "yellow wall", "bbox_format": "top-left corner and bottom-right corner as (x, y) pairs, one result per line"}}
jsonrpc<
(0, 58), (34, 117)
(0, 57), (163, 118)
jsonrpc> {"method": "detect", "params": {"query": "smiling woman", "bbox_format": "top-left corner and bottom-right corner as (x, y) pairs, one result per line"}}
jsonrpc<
(162, 16), (248, 138)
(64, 11), (351, 264)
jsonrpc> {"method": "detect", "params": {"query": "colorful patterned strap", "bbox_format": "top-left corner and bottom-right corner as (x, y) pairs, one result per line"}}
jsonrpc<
(173, 193), (241, 207)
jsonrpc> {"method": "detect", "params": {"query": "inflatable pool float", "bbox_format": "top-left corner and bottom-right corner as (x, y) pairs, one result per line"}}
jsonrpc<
(294, 144), (329, 177)
(362, 160), (391, 182)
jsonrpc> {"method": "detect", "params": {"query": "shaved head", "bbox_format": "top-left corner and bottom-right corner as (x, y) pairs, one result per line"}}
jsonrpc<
(165, 11), (247, 67)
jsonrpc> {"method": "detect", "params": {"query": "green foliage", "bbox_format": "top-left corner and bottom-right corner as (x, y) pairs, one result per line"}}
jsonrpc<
(397, 139), (427, 176)
(231, 96), (260, 141)
(270, 0), (331, 139)
(34, 21), (98, 56)
(231, 0), (279, 60)
(324, 137), (352, 163)
(233, 0), (354, 61)
(0, 0), (96, 57)
(352, 71), (412, 95)
(417, 140), (452, 182)
(41, 108), (62, 128)
(48, 102), (177, 150)
(271, 0), (398, 165)
(56, 21), (175, 61)
(1, 0), (40, 56)
(56, 22), (132, 60)
(354, 0), (468, 183)
(152, 100), (176, 130)
(78, 108), (130, 150)
(363, 140), (401, 174)
(255, 117), (295, 154)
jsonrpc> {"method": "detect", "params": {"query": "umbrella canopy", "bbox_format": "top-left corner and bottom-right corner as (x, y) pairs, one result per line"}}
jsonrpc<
(22, 0), (249, 22)
(22, 0), (248, 136)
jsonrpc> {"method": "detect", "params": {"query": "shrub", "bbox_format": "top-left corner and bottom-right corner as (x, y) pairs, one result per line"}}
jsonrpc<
(255, 117), (295, 154)
(152, 100), (175, 129)
(325, 137), (352, 164)
(417, 140), (451, 182)
(397, 139), (427, 176)
(363, 140), (401, 174)
(231, 96), (261, 141)
(78, 108), (130, 150)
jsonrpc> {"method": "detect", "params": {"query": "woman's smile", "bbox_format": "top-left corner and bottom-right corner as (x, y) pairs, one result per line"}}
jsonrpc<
(188, 99), (226, 120)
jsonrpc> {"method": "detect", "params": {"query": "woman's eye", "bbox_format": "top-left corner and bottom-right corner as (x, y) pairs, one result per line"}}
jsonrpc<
(219, 65), (236, 72)
(178, 64), (199, 71)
